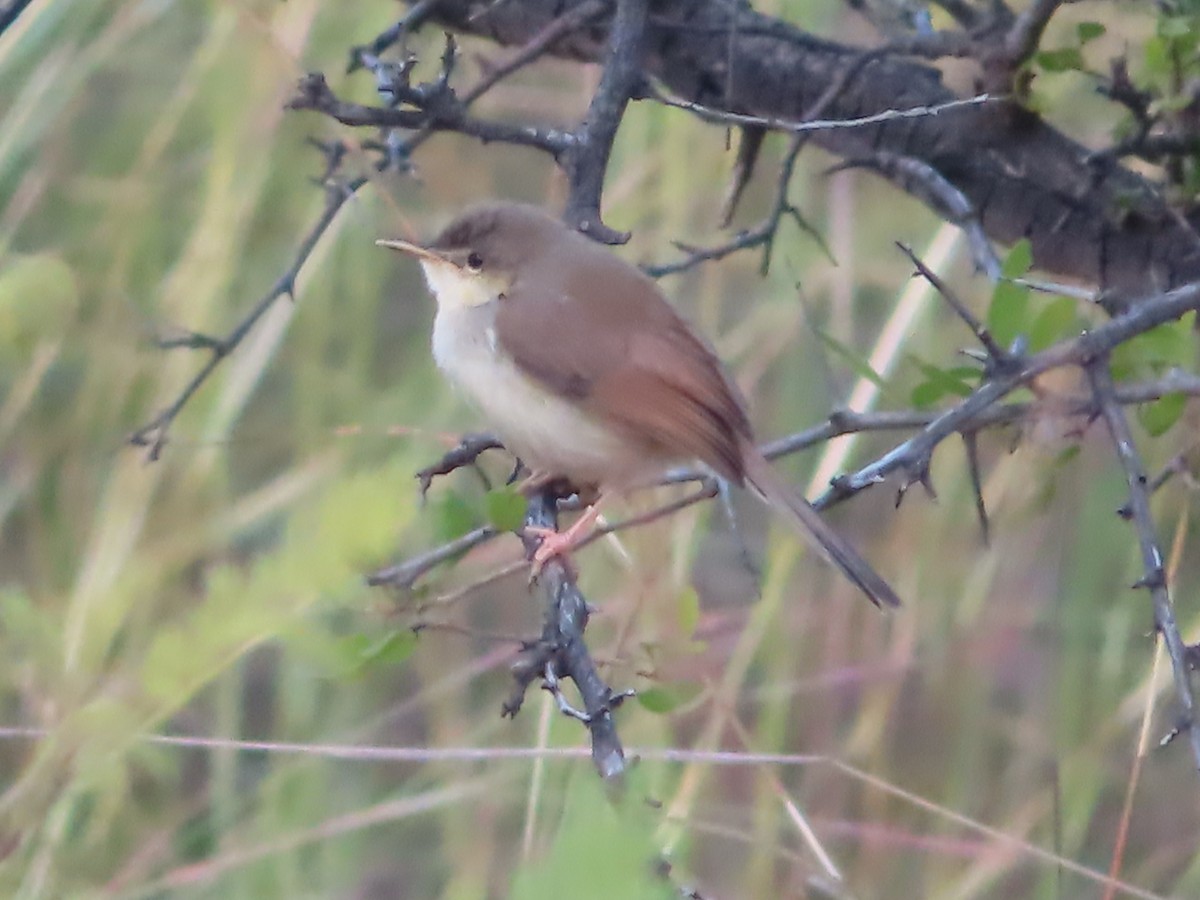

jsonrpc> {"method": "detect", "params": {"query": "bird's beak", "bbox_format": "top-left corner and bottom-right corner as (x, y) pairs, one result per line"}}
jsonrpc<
(375, 238), (453, 266)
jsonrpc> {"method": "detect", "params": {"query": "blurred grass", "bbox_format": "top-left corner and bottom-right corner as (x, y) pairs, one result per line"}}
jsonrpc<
(0, 0), (1197, 898)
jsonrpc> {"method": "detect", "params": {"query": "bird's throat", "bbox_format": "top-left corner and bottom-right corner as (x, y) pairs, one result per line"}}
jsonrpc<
(420, 260), (503, 310)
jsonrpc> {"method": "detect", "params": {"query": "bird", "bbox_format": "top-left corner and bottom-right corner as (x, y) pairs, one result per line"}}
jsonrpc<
(378, 202), (900, 608)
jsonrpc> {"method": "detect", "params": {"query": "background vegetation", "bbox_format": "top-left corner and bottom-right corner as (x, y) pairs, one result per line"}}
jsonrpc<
(0, 0), (1197, 897)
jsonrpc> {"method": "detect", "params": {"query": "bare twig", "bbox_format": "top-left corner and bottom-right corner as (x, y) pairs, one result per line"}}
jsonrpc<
(1003, 0), (1063, 69)
(414, 432), (505, 499)
(653, 91), (998, 138)
(646, 134), (808, 277)
(463, 0), (610, 105)
(897, 242), (1009, 363)
(647, 48), (890, 277)
(130, 168), (362, 460)
(346, 0), (440, 72)
(367, 525), (498, 590)
(0, 0), (33, 39)
(1085, 360), (1200, 772)
(286, 72), (575, 160)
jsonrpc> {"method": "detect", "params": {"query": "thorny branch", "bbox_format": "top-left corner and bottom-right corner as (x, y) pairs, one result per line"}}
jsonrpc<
(130, 168), (363, 460)
(508, 487), (630, 781)
(379, 370), (1200, 595)
(130, 6), (602, 458)
(132, 0), (1200, 778)
(1086, 362), (1200, 772)
(817, 279), (1200, 507)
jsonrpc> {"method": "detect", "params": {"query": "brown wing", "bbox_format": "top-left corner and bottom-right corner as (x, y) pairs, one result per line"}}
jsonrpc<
(494, 240), (752, 482)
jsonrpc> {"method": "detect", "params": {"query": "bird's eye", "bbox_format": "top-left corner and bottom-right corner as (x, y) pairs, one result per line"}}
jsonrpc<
(466, 252), (484, 271)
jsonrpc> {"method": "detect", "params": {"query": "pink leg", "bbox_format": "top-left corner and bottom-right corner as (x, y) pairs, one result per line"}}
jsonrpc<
(526, 503), (604, 573)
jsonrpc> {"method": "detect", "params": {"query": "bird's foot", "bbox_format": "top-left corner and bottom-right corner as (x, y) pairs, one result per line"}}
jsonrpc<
(526, 505), (602, 576)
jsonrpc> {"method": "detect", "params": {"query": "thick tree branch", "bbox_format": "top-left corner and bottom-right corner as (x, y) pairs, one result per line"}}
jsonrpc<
(414, 0), (1200, 298)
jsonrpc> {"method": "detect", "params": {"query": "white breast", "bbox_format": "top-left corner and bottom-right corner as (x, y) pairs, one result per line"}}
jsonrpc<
(431, 304), (656, 487)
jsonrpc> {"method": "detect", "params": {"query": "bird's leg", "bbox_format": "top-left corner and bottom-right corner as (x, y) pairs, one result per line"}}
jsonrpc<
(526, 496), (604, 574)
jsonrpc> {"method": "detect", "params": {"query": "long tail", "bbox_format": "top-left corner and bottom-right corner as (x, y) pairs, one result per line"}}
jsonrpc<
(741, 446), (901, 608)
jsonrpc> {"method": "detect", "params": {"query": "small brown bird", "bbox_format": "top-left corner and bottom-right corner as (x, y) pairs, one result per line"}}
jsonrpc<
(379, 202), (900, 608)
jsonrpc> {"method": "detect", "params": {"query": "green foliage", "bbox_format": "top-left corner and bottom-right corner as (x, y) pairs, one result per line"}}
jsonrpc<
(1, 1), (1198, 897)
(909, 357), (976, 409)
(0, 254), (78, 360)
(510, 774), (675, 900)
(636, 682), (703, 714)
(484, 486), (527, 532)
(813, 325), (890, 392)
(1110, 313), (1196, 380)
(432, 489), (482, 542)
(1028, 295), (1080, 351)
(1137, 391), (1188, 436)
(335, 628), (419, 677)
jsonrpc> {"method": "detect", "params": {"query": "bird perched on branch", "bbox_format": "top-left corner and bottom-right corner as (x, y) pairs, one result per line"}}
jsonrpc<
(379, 202), (900, 608)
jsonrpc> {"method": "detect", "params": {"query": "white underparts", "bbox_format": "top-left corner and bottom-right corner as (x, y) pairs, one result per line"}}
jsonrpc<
(429, 291), (654, 488)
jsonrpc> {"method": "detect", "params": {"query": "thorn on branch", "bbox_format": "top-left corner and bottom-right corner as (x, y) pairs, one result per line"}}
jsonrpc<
(346, 0), (439, 73)
(305, 137), (350, 184)
(155, 330), (226, 353)
(1086, 357), (1200, 773)
(963, 431), (990, 545)
(897, 242), (1012, 369)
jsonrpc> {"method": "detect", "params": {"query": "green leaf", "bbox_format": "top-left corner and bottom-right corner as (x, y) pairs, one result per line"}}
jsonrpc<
(1144, 36), (1170, 77)
(911, 381), (947, 409)
(676, 587), (700, 637)
(987, 280), (1031, 348)
(1001, 240), (1034, 279)
(1029, 296), (1080, 351)
(1138, 392), (1187, 437)
(511, 771), (672, 900)
(432, 491), (479, 542)
(637, 682), (702, 714)
(1077, 21), (1106, 43)
(910, 357), (974, 398)
(484, 487), (526, 532)
(813, 326), (887, 389)
(1054, 445), (1081, 466)
(1111, 316), (1195, 378)
(909, 356), (975, 409)
(0, 253), (79, 358)
(337, 629), (418, 676)
(1035, 47), (1085, 73)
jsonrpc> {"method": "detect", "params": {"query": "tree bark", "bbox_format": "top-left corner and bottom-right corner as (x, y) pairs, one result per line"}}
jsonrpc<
(418, 0), (1200, 300)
